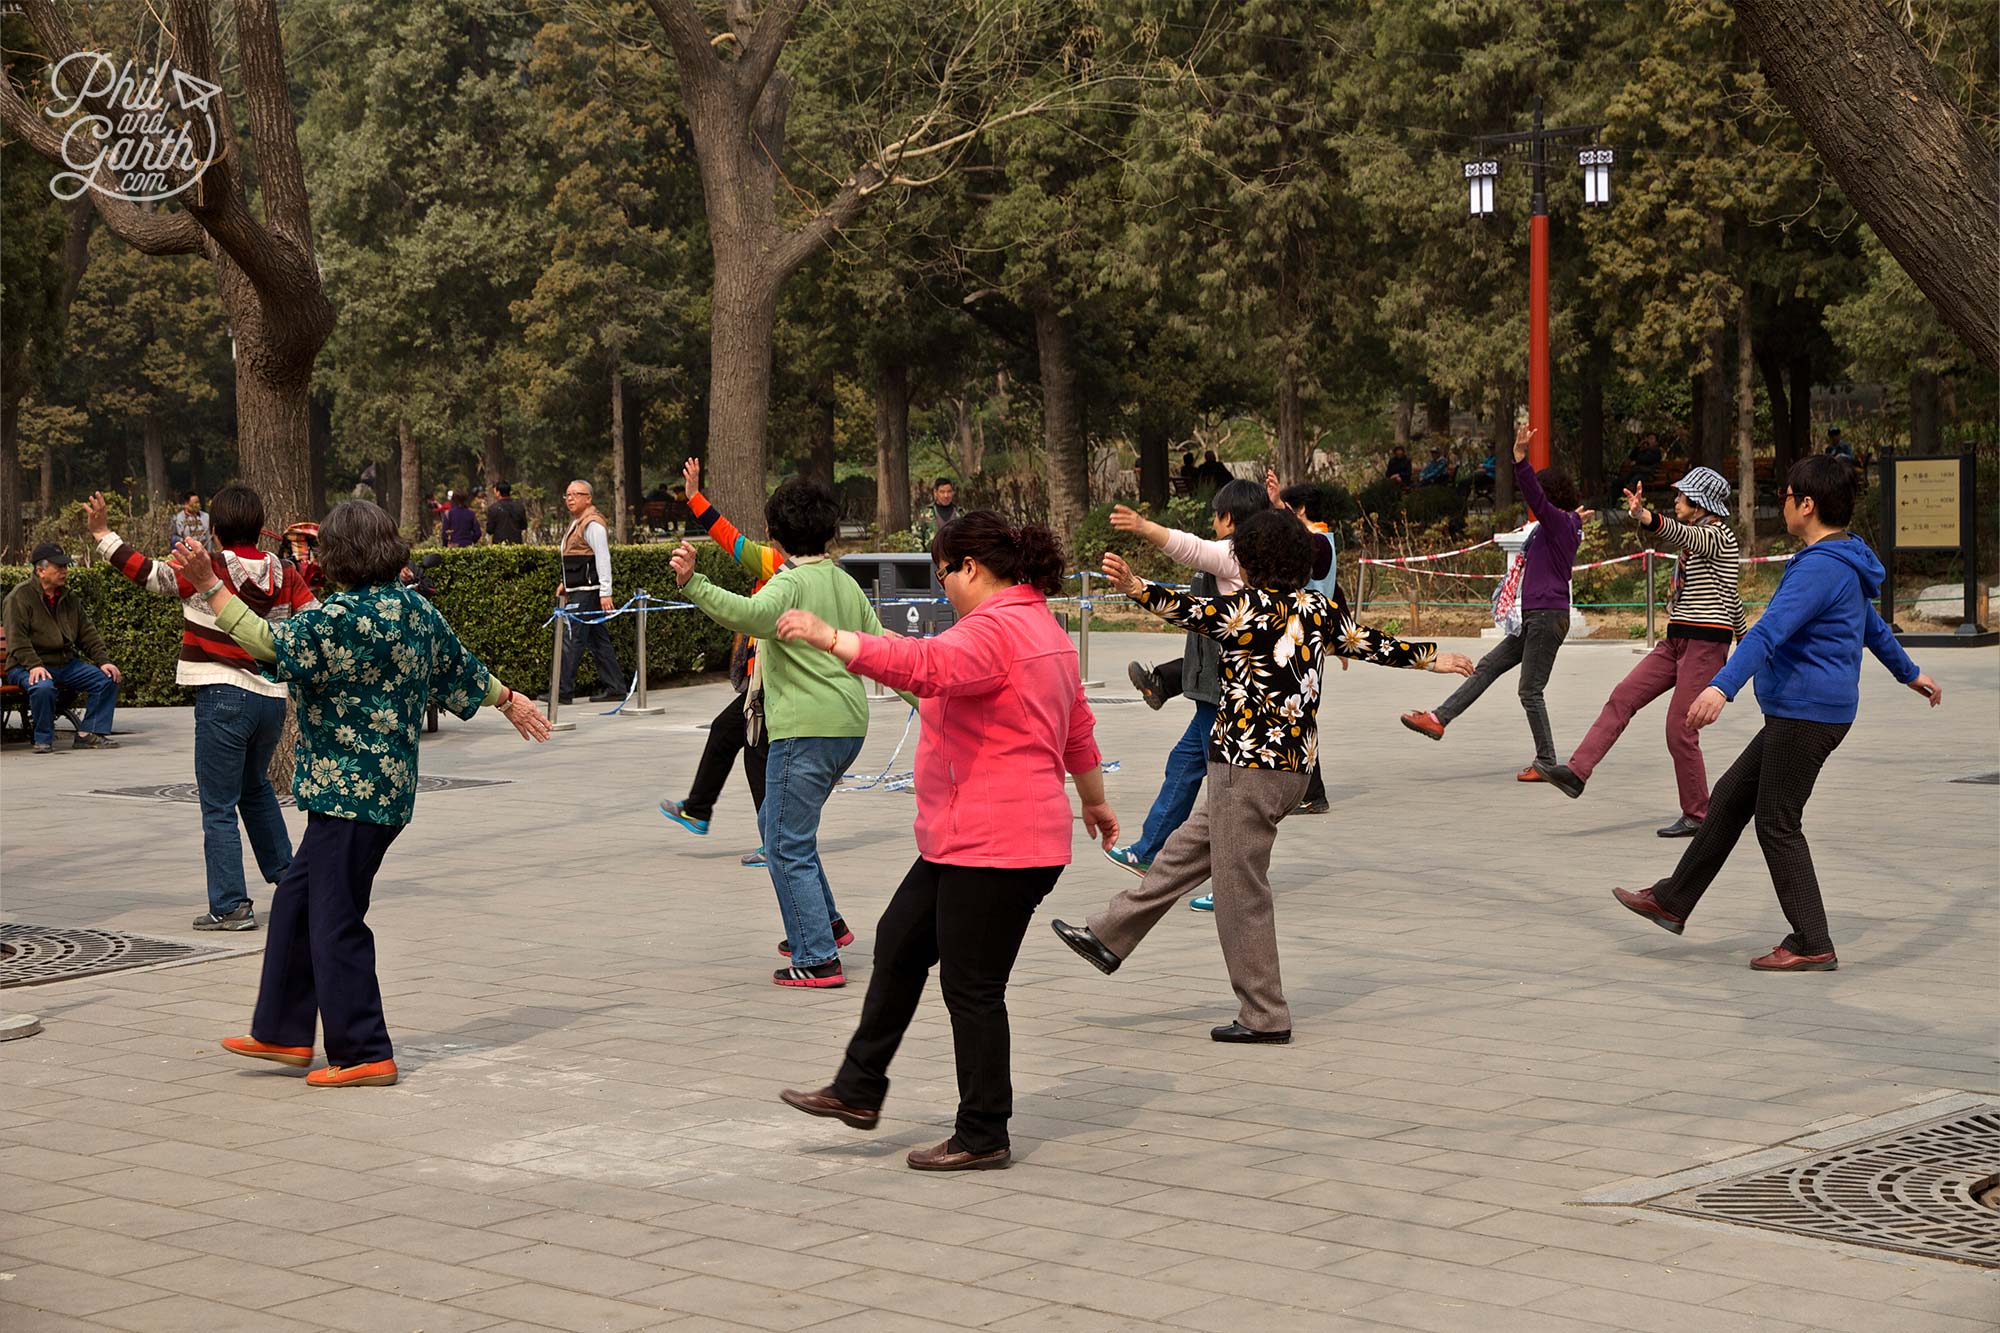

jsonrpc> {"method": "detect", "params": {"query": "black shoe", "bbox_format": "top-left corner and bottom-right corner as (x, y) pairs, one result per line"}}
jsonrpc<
(1657, 815), (1703, 838)
(535, 692), (576, 705)
(1294, 797), (1329, 814)
(1535, 760), (1585, 799)
(192, 904), (257, 932)
(1127, 661), (1166, 710)
(590, 691), (624, 703)
(1211, 1022), (1291, 1044)
(72, 731), (119, 749)
(1050, 919), (1120, 975)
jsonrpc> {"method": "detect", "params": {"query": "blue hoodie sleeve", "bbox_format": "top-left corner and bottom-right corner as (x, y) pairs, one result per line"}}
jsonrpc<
(1706, 556), (1840, 701)
(1863, 606), (1921, 684)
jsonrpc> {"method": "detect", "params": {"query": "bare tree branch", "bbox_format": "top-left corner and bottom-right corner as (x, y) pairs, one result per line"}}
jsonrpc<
(735, 0), (808, 109)
(644, 0), (721, 88)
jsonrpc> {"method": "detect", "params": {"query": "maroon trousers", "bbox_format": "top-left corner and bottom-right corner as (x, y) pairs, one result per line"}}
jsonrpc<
(1568, 637), (1730, 819)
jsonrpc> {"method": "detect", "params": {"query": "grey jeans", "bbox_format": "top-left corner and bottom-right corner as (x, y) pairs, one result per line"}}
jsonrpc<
(1434, 607), (1570, 764)
(1089, 762), (1309, 1033)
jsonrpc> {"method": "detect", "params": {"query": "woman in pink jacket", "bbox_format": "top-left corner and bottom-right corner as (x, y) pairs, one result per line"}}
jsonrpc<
(770, 511), (1118, 1172)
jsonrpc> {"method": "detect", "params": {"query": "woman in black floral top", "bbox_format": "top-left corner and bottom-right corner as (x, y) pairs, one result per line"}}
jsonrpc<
(1053, 512), (1472, 1043)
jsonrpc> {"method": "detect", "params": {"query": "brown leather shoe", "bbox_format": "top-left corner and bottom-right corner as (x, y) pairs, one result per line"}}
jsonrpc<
(1611, 887), (1686, 935)
(1751, 945), (1838, 971)
(779, 1086), (880, 1131)
(1400, 710), (1445, 740)
(906, 1138), (1010, 1172)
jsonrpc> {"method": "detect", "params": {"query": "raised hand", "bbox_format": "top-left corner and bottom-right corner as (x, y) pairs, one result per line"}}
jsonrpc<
(1685, 685), (1727, 731)
(670, 542), (698, 587)
(1623, 485), (1648, 520)
(1265, 467), (1282, 505)
(775, 608), (836, 650)
(1100, 551), (1141, 597)
(1513, 424), (1535, 464)
(683, 456), (700, 494)
(1108, 504), (1146, 533)
(172, 538), (217, 589)
(84, 491), (110, 538)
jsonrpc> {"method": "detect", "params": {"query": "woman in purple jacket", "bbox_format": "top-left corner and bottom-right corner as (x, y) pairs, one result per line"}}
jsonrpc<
(1400, 425), (1583, 778)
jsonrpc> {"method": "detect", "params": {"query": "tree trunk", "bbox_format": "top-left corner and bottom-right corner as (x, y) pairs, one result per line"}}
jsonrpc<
(143, 413), (169, 509)
(1757, 340), (1792, 464)
(1424, 391), (1451, 435)
(873, 361), (911, 533)
(1735, 291), (1757, 552)
(307, 389), (332, 517)
(189, 442), (204, 498)
(1698, 324), (1731, 470)
(1579, 327), (1608, 500)
(705, 264), (781, 537)
(1393, 394), (1414, 447)
(1733, 0), (2000, 367)
(0, 397), (22, 561)
(1029, 291), (1090, 534)
(1273, 240), (1308, 485)
(1909, 368), (1941, 454)
(482, 415), (506, 488)
(807, 372), (837, 489)
(1136, 416), (1170, 511)
(397, 417), (421, 536)
(231, 325), (319, 530)
(40, 445), (54, 517)
(1785, 351), (1813, 466)
(610, 357), (630, 542)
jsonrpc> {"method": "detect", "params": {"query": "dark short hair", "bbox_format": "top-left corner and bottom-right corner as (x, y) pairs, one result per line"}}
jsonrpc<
(208, 484), (265, 547)
(765, 478), (840, 555)
(1181, 452), (1195, 464)
(931, 511), (1065, 596)
(1279, 483), (1337, 524)
(934, 477), (955, 490)
(1204, 450), (1219, 462)
(1786, 454), (1855, 527)
(318, 500), (410, 587)
(186, 492), (200, 502)
(495, 482), (511, 496)
(1231, 510), (1313, 592)
(1537, 468), (1579, 511)
(1211, 478), (1270, 531)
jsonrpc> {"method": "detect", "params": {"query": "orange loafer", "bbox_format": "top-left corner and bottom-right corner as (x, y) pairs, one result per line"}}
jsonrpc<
(306, 1060), (398, 1088)
(220, 1035), (313, 1067)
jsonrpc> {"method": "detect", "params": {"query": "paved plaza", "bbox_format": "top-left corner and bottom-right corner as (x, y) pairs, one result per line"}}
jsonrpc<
(2, 629), (1996, 1332)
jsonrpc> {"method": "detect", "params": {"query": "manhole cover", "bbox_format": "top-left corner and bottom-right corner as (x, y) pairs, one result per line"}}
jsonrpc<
(1, 924), (239, 988)
(87, 775), (510, 805)
(1650, 1105), (2000, 1267)
(1949, 772), (1999, 785)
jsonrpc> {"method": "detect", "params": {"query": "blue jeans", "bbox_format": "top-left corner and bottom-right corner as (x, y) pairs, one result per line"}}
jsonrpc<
(1130, 702), (1216, 863)
(760, 736), (864, 967)
(194, 684), (293, 916)
(7, 658), (117, 744)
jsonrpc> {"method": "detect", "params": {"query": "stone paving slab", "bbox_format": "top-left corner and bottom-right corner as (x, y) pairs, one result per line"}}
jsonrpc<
(3, 630), (1996, 1331)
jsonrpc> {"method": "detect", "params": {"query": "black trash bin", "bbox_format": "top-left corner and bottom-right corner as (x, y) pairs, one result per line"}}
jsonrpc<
(838, 553), (957, 637)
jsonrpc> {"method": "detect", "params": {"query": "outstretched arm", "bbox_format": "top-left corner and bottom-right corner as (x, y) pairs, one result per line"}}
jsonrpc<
(685, 458), (784, 583)
(776, 607), (1008, 699)
(88, 491), (192, 598)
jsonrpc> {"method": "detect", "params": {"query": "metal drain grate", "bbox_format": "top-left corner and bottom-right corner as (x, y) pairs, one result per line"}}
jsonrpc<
(88, 775), (510, 806)
(1651, 1105), (2000, 1267)
(1, 924), (238, 988)
(1949, 772), (1999, 785)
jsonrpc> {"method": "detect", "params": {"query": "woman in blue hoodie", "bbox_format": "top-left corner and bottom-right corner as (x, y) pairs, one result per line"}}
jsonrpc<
(1613, 456), (1941, 971)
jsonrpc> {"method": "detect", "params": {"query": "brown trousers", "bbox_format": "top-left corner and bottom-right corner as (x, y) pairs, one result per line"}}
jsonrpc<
(1089, 761), (1308, 1033)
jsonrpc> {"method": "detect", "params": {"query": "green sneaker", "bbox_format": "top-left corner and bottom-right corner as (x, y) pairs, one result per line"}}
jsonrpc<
(1103, 845), (1150, 877)
(1189, 894), (1214, 912)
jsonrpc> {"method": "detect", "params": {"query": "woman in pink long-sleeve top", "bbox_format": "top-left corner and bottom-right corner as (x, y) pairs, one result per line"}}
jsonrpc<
(770, 511), (1119, 1172)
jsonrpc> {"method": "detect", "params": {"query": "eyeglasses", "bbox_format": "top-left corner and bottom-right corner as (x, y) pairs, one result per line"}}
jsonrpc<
(563, 490), (588, 498)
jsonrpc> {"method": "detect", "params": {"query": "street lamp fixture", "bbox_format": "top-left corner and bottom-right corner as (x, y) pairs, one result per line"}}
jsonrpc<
(1578, 146), (1614, 206)
(1464, 159), (1499, 216)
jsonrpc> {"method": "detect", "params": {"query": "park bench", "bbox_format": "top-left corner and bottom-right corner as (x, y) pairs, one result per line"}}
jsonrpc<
(0, 624), (85, 743)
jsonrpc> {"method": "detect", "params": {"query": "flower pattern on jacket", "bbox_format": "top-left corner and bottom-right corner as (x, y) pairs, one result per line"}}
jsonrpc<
(1133, 581), (1436, 771)
(268, 582), (491, 825)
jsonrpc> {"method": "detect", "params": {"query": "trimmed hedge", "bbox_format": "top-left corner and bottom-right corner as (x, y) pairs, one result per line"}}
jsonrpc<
(1, 544), (754, 707)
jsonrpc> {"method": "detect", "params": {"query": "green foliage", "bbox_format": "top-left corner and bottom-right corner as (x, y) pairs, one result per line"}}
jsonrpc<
(1069, 502), (1195, 584)
(1356, 479), (1406, 521)
(1402, 486), (1468, 533)
(0, 544), (752, 708)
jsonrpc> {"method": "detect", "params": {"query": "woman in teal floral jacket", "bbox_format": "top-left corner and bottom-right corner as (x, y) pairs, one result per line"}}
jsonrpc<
(173, 503), (550, 1088)
(1053, 511), (1471, 1043)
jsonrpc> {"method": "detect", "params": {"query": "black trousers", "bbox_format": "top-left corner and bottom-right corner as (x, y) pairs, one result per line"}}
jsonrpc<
(1153, 657), (1184, 700)
(832, 858), (1064, 1154)
(1653, 717), (1850, 956)
(559, 593), (624, 697)
(683, 692), (768, 823)
(251, 812), (403, 1065)
(1434, 607), (1570, 764)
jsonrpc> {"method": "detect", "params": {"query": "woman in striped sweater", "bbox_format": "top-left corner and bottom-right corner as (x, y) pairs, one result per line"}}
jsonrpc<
(1537, 467), (1745, 836)
(87, 487), (318, 932)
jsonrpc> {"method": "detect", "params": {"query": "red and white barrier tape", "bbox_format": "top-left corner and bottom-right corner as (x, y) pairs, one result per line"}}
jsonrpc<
(1360, 545), (1796, 578)
(1357, 539), (1496, 567)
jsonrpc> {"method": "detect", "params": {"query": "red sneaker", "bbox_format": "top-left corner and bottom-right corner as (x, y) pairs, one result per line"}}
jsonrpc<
(1516, 765), (1545, 782)
(306, 1059), (399, 1087)
(1400, 710), (1446, 740)
(220, 1035), (312, 1068)
(1751, 945), (1838, 972)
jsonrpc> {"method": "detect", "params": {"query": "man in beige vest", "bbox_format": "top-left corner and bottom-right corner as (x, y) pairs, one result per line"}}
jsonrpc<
(555, 480), (626, 703)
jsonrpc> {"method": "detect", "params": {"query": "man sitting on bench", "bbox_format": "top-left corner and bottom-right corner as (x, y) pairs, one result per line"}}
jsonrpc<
(4, 543), (122, 753)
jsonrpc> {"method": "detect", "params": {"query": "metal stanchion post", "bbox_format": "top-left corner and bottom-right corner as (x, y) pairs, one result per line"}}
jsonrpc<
(867, 579), (886, 698)
(1077, 571), (1103, 687)
(625, 592), (663, 715)
(1644, 549), (1657, 651)
(544, 604), (575, 733)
